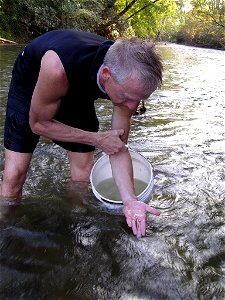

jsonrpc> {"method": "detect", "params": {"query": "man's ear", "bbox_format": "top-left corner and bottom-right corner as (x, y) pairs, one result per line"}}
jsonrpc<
(101, 66), (111, 80)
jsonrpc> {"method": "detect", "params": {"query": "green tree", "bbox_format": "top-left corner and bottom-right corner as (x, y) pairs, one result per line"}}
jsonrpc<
(95, 0), (179, 39)
(191, 0), (225, 28)
(127, 0), (178, 39)
(1, 0), (222, 48)
(177, 0), (225, 48)
(0, 0), (63, 39)
(0, 0), (106, 41)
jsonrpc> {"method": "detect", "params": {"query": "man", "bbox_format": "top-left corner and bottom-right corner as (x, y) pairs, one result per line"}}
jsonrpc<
(0, 30), (163, 237)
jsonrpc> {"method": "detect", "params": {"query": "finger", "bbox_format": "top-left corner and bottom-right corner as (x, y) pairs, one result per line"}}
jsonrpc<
(132, 219), (137, 236)
(140, 218), (146, 237)
(136, 219), (142, 238)
(126, 215), (132, 227)
(146, 205), (160, 216)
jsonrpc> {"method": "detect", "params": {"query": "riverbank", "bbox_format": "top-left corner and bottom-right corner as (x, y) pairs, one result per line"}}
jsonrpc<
(176, 40), (225, 51)
(1, 35), (224, 51)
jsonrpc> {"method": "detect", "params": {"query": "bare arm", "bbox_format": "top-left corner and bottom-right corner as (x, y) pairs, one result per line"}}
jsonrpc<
(109, 104), (137, 203)
(29, 51), (125, 153)
(110, 104), (160, 237)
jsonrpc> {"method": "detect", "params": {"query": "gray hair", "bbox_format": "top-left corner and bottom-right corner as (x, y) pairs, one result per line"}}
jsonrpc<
(103, 37), (163, 97)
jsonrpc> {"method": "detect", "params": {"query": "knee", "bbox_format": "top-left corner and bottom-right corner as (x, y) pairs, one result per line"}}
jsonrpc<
(2, 150), (32, 197)
(3, 167), (26, 185)
(70, 165), (92, 182)
(69, 152), (93, 182)
(1, 169), (26, 198)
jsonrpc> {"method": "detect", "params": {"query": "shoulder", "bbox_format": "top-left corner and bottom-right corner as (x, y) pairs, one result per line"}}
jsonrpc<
(41, 50), (67, 81)
(40, 50), (68, 93)
(41, 50), (64, 72)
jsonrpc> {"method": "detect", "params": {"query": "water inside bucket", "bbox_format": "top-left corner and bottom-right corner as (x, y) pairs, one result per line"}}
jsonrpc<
(95, 178), (148, 202)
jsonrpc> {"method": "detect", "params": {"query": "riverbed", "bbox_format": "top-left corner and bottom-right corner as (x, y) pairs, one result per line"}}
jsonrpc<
(0, 43), (224, 299)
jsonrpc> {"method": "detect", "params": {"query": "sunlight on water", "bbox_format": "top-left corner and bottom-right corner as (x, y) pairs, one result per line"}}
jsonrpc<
(0, 43), (225, 299)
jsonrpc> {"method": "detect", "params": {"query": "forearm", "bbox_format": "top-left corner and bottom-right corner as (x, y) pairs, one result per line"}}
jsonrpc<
(30, 118), (126, 155)
(109, 105), (138, 203)
(30, 118), (99, 146)
(110, 151), (138, 204)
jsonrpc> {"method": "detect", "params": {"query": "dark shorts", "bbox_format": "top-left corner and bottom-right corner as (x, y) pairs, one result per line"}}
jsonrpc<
(4, 77), (99, 153)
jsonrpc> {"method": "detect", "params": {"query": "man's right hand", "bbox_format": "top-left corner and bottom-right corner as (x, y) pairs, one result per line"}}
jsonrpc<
(97, 129), (127, 155)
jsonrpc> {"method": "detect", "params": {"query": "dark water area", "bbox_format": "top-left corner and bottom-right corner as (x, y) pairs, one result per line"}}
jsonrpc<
(0, 44), (225, 299)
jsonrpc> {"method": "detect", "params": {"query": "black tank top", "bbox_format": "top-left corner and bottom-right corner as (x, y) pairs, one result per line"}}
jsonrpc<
(13, 30), (113, 105)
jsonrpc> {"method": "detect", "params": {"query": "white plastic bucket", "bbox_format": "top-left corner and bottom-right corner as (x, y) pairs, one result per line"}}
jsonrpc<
(90, 151), (154, 205)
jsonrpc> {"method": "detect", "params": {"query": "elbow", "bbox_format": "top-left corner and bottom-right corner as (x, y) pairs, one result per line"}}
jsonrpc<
(30, 121), (41, 136)
(29, 119), (45, 136)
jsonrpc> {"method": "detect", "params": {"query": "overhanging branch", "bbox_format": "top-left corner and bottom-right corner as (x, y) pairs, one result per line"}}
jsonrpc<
(97, 0), (161, 31)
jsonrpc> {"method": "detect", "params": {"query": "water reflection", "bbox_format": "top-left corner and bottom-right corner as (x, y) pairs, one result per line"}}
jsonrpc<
(0, 43), (225, 299)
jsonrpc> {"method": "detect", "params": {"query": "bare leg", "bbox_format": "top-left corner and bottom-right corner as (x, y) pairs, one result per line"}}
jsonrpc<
(0, 148), (32, 199)
(66, 151), (94, 206)
(68, 151), (94, 182)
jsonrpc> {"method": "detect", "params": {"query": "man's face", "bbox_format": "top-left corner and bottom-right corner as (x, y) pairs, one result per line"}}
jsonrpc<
(100, 67), (147, 112)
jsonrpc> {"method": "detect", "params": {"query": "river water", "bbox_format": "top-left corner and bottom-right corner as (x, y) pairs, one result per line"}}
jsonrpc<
(0, 43), (224, 299)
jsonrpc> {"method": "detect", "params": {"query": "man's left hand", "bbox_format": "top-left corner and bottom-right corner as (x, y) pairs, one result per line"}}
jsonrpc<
(123, 200), (160, 238)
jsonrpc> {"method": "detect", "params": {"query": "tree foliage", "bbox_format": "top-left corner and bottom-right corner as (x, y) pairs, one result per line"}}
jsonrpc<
(95, 0), (178, 39)
(0, 0), (179, 40)
(191, 0), (225, 28)
(0, 0), (103, 40)
(177, 0), (225, 49)
(0, 0), (223, 48)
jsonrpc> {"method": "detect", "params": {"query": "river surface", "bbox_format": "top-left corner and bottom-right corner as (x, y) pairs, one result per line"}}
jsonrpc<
(0, 43), (224, 300)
